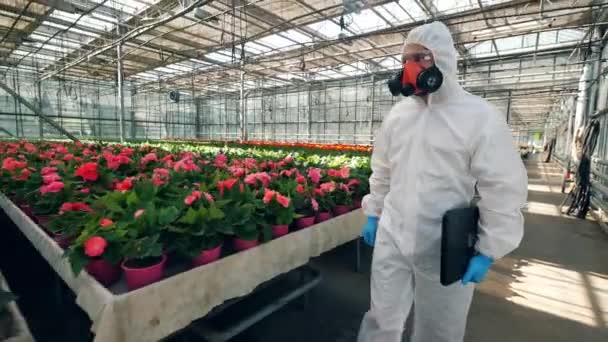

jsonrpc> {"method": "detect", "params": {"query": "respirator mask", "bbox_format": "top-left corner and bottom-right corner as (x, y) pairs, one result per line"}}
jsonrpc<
(387, 52), (443, 97)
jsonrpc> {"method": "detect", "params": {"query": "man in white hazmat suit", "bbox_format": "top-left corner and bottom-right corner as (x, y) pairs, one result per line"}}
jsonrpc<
(358, 22), (528, 342)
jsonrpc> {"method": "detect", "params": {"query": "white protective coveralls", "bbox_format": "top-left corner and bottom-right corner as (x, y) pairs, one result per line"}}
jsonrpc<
(358, 22), (528, 342)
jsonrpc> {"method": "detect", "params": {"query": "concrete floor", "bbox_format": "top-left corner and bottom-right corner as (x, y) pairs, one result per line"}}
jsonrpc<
(2, 159), (607, 341)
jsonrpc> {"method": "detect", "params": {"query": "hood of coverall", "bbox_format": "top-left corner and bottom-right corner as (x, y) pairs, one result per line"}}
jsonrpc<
(402, 21), (461, 101)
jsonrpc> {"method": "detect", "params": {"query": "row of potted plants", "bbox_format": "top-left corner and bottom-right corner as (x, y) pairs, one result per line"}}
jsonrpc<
(162, 138), (373, 153)
(0, 140), (370, 291)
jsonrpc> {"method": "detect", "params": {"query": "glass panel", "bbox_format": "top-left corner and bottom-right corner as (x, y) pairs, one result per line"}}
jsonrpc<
(205, 50), (236, 63)
(433, 0), (478, 14)
(347, 9), (390, 34)
(557, 29), (584, 43)
(256, 33), (297, 49)
(377, 3), (413, 24)
(397, 0), (429, 20)
(307, 20), (343, 39)
(282, 29), (313, 44)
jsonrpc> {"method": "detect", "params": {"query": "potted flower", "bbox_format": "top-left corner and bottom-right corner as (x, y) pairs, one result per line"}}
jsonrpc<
(27, 177), (73, 230)
(331, 181), (354, 216)
(120, 233), (166, 291)
(212, 177), (270, 251)
(65, 217), (124, 287)
(263, 188), (295, 238)
(318, 181), (351, 216)
(94, 180), (178, 290)
(223, 188), (268, 251)
(47, 201), (93, 248)
(348, 170), (369, 209)
(0, 156), (29, 199)
(312, 187), (334, 223)
(291, 185), (318, 229)
(169, 190), (226, 267)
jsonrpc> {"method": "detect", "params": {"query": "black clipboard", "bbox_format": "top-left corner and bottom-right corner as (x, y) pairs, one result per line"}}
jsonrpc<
(440, 206), (479, 286)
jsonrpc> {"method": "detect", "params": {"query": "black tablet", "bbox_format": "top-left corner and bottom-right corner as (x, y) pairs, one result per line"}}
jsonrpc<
(440, 206), (479, 286)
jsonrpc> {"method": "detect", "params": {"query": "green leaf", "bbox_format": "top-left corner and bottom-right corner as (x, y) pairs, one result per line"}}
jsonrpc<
(103, 244), (123, 266)
(68, 249), (89, 276)
(260, 224), (272, 243)
(167, 225), (188, 233)
(144, 202), (157, 226)
(179, 207), (198, 225)
(196, 206), (209, 220)
(208, 205), (225, 220)
(126, 191), (139, 207)
(158, 206), (179, 226)
(136, 181), (156, 202)
(215, 223), (234, 235)
(215, 199), (231, 207)
(235, 225), (258, 240)
(102, 194), (124, 214)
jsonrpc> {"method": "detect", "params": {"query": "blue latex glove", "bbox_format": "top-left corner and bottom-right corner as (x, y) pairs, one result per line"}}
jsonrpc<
(462, 254), (493, 285)
(362, 216), (379, 246)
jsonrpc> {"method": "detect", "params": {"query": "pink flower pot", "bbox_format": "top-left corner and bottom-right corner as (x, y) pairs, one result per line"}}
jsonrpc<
(121, 254), (167, 291)
(353, 198), (362, 209)
(296, 216), (316, 229)
(272, 225), (289, 238)
(233, 237), (259, 252)
(315, 212), (332, 223)
(192, 245), (223, 267)
(333, 205), (351, 216)
(86, 259), (121, 287)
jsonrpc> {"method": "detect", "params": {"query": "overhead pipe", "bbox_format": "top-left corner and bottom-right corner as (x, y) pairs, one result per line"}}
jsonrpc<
(40, 0), (214, 81)
(136, 1), (602, 87)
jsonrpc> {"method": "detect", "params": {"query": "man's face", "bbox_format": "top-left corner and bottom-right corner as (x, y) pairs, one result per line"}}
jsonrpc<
(402, 43), (434, 69)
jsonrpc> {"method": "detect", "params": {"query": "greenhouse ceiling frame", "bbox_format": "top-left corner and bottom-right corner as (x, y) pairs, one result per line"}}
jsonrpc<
(0, 0), (605, 135)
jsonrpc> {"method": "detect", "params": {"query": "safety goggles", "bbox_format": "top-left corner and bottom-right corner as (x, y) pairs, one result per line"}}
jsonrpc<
(402, 51), (433, 63)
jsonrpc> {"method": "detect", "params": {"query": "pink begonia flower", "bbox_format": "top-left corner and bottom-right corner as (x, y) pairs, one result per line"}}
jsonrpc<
(311, 198), (319, 212)
(308, 168), (322, 184)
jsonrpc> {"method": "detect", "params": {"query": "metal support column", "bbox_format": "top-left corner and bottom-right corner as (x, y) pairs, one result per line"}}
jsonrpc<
(338, 82), (342, 143)
(296, 88), (301, 142)
(35, 77), (43, 139)
(506, 90), (512, 123)
(261, 89), (265, 140)
(78, 82), (84, 136)
(353, 78), (359, 144)
(130, 84), (136, 139)
(11, 72), (20, 138)
(117, 40), (126, 143)
(307, 86), (312, 142)
(0, 79), (78, 141)
(369, 75), (376, 145)
(562, 104), (575, 193)
(223, 95), (228, 141)
(96, 87), (102, 138)
(239, 60), (246, 142)
(323, 86), (327, 143)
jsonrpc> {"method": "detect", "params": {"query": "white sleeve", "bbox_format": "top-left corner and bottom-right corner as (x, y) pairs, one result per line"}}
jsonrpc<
(470, 111), (528, 260)
(362, 119), (391, 218)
